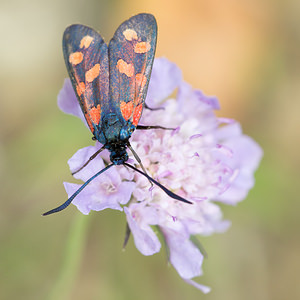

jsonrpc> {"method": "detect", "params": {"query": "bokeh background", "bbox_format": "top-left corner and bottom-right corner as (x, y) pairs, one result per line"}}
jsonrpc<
(1, 0), (299, 299)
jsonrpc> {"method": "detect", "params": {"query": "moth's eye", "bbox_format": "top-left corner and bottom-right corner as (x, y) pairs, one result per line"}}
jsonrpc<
(129, 125), (135, 133)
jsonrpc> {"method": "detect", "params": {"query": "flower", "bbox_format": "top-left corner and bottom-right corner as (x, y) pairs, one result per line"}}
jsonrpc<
(57, 57), (262, 293)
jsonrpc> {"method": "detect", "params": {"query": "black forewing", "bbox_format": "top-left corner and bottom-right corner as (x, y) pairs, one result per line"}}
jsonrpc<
(63, 24), (109, 134)
(108, 14), (157, 127)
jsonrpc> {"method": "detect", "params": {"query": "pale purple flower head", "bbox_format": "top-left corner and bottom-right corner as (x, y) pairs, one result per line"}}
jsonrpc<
(58, 57), (262, 293)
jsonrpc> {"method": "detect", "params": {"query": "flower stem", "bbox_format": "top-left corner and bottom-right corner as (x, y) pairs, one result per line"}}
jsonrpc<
(47, 214), (89, 300)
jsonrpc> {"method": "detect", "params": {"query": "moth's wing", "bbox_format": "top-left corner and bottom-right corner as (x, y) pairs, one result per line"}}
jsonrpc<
(63, 24), (109, 135)
(108, 13), (157, 127)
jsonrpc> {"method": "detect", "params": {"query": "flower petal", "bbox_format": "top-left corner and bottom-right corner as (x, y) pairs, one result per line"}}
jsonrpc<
(108, 181), (136, 206)
(183, 278), (211, 294)
(162, 227), (204, 279)
(215, 135), (263, 204)
(146, 57), (182, 106)
(194, 89), (220, 110)
(124, 206), (161, 256)
(57, 78), (86, 124)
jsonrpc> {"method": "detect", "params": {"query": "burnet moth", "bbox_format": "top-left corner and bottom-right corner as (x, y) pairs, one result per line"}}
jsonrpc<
(43, 13), (192, 216)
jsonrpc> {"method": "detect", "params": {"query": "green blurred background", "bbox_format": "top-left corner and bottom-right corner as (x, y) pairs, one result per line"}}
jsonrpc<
(1, 0), (299, 299)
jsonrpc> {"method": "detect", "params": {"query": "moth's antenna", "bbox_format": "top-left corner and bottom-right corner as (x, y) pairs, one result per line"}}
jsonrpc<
(43, 164), (114, 216)
(123, 162), (192, 204)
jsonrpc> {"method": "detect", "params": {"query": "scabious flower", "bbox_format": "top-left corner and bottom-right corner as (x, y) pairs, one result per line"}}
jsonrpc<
(57, 57), (262, 293)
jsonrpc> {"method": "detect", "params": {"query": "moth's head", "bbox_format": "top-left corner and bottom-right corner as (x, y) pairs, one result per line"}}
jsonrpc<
(110, 148), (128, 165)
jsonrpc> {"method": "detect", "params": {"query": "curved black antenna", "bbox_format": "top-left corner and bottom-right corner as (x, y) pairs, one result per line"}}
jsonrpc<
(43, 164), (114, 216)
(123, 162), (192, 204)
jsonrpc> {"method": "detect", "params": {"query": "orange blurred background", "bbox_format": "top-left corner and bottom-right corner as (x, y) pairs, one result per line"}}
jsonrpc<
(1, 0), (299, 299)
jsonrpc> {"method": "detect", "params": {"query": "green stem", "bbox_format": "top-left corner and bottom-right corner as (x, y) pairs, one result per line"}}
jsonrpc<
(47, 214), (90, 300)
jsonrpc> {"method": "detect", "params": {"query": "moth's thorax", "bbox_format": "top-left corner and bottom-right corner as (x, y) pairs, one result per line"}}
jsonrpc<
(95, 113), (135, 165)
(97, 113), (135, 144)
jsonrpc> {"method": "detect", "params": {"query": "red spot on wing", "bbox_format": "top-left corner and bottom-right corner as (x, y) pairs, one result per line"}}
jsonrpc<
(134, 42), (151, 54)
(85, 113), (94, 133)
(132, 104), (143, 126)
(120, 101), (134, 121)
(116, 59), (134, 77)
(80, 35), (94, 48)
(85, 64), (100, 82)
(76, 82), (85, 96)
(134, 73), (147, 106)
(69, 52), (83, 65)
(135, 73), (147, 89)
(123, 29), (138, 41)
(89, 104), (101, 125)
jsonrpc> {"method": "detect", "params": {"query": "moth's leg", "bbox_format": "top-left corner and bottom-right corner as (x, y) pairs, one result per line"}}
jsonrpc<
(144, 103), (164, 111)
(71, 145), (105, 175)
(122, 222), (131, 249)
(136, 125), (174, 130)
(127, 142), (153, 187)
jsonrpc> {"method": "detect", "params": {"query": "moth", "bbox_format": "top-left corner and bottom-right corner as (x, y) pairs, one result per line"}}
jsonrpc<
(43, 13), (191, 216)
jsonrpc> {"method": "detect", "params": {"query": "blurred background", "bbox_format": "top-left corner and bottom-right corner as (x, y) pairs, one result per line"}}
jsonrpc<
(0, 0), (299, 299)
